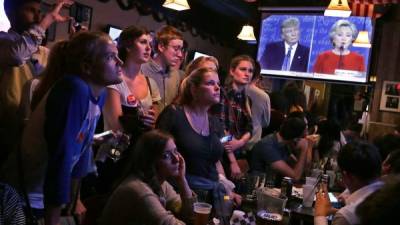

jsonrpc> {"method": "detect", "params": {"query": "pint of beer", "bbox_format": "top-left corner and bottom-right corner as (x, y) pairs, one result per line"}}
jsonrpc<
(193, 202), (212, 225)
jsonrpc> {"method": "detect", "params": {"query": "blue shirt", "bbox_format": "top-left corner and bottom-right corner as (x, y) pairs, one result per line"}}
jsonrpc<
(250, 133), (291, 185)
(43, 75), (105, 205)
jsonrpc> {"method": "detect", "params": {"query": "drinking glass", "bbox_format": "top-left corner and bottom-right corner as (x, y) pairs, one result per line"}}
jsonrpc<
(302, 184), (315, 208)
(193, 202), (212, 225)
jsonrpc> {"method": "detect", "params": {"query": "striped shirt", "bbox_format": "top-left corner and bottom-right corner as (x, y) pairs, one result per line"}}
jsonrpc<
(0, 183), (26, 225)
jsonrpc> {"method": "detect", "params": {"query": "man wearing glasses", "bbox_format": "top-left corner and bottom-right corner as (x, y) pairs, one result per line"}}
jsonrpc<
(141, 25), (184, 112)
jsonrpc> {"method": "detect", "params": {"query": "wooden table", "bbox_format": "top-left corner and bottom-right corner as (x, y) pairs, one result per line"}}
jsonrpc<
(287, 199), (314, 225)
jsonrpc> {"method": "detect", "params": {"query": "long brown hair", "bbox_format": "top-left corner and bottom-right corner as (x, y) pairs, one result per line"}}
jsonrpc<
(125, 129), (173, 195)
(31, 40), (68, 110)
(31, 32), (112, 109)
(64, 31), (112, 76)
(225, 54), (255, 86)
(117, 25), (150, 63)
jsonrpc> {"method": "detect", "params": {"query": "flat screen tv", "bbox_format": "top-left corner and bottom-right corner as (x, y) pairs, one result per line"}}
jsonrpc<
(193, 51), (211, 60)
(257, 15), (373, 84)
(107, 25), (122, 43)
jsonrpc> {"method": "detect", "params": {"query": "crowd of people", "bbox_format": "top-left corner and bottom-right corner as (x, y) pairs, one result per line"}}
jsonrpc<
(0, 1), (399, 225)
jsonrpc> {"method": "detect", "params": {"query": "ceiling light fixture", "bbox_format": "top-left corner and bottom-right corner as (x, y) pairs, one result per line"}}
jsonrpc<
(237, 25), (256, 42)
(324, 0), (352, 17)
(162, 0), (190, 11)
(353, 31), (371, 48)
(353, 17), (371, 48)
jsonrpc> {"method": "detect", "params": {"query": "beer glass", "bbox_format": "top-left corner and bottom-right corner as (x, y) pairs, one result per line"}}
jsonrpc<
(193, 202), (212, 225)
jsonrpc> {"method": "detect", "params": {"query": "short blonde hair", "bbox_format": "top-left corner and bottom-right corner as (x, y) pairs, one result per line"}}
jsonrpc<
(281, 17), (300, 31)
(65, 32), (112, 75)
(156, 25), (183, 50)
(229, 54), (255, 71)
(329, 19), (358, 44)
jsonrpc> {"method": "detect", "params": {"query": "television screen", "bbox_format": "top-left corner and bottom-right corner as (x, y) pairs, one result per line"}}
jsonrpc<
(193, 51), (211, 60)
(107, 25), (122, 43)
(257, 15), (373, 84)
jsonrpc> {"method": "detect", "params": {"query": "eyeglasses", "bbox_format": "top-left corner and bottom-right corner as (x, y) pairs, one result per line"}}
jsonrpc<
(168, 45), (185, 53)
(161, 148), (179, 161)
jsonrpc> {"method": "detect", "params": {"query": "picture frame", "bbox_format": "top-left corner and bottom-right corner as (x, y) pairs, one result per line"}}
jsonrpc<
(379, 81), (400, 112)
(69, 2), (93, 32)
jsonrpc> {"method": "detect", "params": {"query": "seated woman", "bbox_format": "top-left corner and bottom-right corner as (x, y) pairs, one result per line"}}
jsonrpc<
(313, 19), (365, 74)
(156, 67), (240, 214)
(100, 130), (195, 225)
(103, 25), (161, 139)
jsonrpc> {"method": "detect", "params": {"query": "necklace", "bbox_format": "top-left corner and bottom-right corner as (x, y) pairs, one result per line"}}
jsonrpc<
(184, 106), (209, 136)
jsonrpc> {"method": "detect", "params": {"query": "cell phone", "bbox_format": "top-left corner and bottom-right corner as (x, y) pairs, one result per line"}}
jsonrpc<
(93, 130), (113, 139)
(328, 192), (338, 203)
(220, 135), (233, 144)
(73, 22), (82, 32)
(328, 192), (344, 208)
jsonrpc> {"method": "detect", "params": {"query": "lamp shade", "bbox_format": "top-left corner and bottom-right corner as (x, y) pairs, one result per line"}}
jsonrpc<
(353, 31), (372, 48)
(162, 0), (190, 11)
(237, 25), (256, 41)
(324, 0), (352, 17)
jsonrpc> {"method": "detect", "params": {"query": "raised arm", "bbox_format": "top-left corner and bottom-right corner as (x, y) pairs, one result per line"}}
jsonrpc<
(270, 138), (309, 181)
(0, 0), (73, 67)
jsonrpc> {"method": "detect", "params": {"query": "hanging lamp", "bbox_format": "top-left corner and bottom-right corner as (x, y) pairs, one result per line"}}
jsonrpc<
(162, 0), (190, 11)
(237, 25), (256, 42)
(353, 17), (371, 48)
(324, 0), (352, 17)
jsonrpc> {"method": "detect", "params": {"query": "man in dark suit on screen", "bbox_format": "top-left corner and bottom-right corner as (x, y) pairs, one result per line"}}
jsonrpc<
(259, 17), (310, 72)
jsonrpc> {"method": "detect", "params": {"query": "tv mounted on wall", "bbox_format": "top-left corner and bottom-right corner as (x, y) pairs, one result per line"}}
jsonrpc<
(106, 25), (122, 43)
(187, 51), (212, 61)
(193, 51), (211, 60)
(257, 15), (373, 84)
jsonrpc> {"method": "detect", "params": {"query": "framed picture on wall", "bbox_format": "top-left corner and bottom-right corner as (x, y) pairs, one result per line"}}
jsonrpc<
(69, 2), (93, 32)
(379, 81), (400, 112)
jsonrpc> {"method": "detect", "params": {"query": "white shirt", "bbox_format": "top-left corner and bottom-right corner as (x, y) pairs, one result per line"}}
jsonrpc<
(314, 180), (383, 225)
(284, 42), (298, 69)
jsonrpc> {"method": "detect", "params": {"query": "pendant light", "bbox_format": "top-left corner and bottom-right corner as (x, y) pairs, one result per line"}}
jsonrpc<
(162, 0), (190, 11)
(353, 17), (371, 48)
(353, 31), (371, 48)
(324, 0), (352, 17)
(237, 25), (256, 42)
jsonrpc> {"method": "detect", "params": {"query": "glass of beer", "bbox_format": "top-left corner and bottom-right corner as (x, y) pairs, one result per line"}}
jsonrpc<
(193, 202), (212, 225)
(302, 184), (315, 208)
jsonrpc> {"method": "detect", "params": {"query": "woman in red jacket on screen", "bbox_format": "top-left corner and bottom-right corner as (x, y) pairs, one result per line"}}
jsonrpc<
(313, 19), (365, 74)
